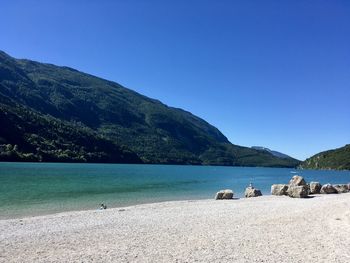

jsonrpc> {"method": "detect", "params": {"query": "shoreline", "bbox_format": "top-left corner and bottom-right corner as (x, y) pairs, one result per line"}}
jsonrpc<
(1, 194), (350, 262)
(0, 197), (211, 221)
(0, 191), (349, 221)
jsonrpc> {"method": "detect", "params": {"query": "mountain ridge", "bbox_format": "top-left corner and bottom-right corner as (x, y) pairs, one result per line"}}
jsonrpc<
(0, 51), (300, 167)
(251, 146), (295, 159)
(300, 144), (350, 170)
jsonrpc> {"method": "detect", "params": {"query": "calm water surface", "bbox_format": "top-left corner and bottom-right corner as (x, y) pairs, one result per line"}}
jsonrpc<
(0, 162), (349, 219)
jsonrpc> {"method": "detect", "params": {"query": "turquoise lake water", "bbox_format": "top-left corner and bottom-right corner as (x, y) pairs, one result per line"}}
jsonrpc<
(0, 162), (350, 219)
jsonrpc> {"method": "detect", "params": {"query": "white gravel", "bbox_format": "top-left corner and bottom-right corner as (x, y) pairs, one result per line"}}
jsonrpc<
(1, 194), (350, 263)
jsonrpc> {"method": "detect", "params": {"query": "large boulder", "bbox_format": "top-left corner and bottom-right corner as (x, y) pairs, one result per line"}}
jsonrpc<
(320, 184), (338, 194)
(271, 184), (289, 196)
(309, 182), (322, 194)
(333, 184), (349, 193)
(245, 187), (262, 198)
(289, 175), (307, 186)
(215, 189), (234, 200)
(287, 185), (309, 198)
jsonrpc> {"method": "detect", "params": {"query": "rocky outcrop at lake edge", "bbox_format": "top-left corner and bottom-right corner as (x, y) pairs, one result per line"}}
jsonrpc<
(272, 175), (350, 198)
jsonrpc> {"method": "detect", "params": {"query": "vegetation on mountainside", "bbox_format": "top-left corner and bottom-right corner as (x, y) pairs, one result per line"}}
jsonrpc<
(0, 51), (299, 167)
(0, 103), (141, 163)
(300, 145), (350, 170)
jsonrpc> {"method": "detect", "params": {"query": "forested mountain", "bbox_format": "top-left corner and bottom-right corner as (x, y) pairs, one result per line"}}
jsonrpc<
(300, 145), (350, 170)
(0, 51), (299, 167)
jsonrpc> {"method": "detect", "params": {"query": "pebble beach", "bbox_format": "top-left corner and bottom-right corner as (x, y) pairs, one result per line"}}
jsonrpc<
(1, 193), (350, 263)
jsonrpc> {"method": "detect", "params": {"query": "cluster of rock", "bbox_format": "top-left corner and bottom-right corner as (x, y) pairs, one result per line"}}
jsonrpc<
(271, 176), (308, 198)
(215, 185), (262, 200)
(271, 175), (350, 198)
(215, 176), (349, 200)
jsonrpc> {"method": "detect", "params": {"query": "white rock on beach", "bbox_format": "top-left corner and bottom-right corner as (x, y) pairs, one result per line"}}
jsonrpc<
(271, 184), (289, 195)
(287, 185), (309, 198)
(333, 184), (349, 193)
(215, 189), (234, 199)
(320, 184), (338, 194)
(289, 175), (307, 186)
(309, 182), (322, 194)
(244, 187), (262, 198)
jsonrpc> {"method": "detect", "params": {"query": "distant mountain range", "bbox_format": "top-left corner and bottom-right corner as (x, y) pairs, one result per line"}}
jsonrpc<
(300, 144), (350, 170)
(0, 51), (300, 167)
(251, 146), (295, 159)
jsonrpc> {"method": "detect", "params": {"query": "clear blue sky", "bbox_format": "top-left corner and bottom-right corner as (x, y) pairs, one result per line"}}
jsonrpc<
(1, 0), (349, 160)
